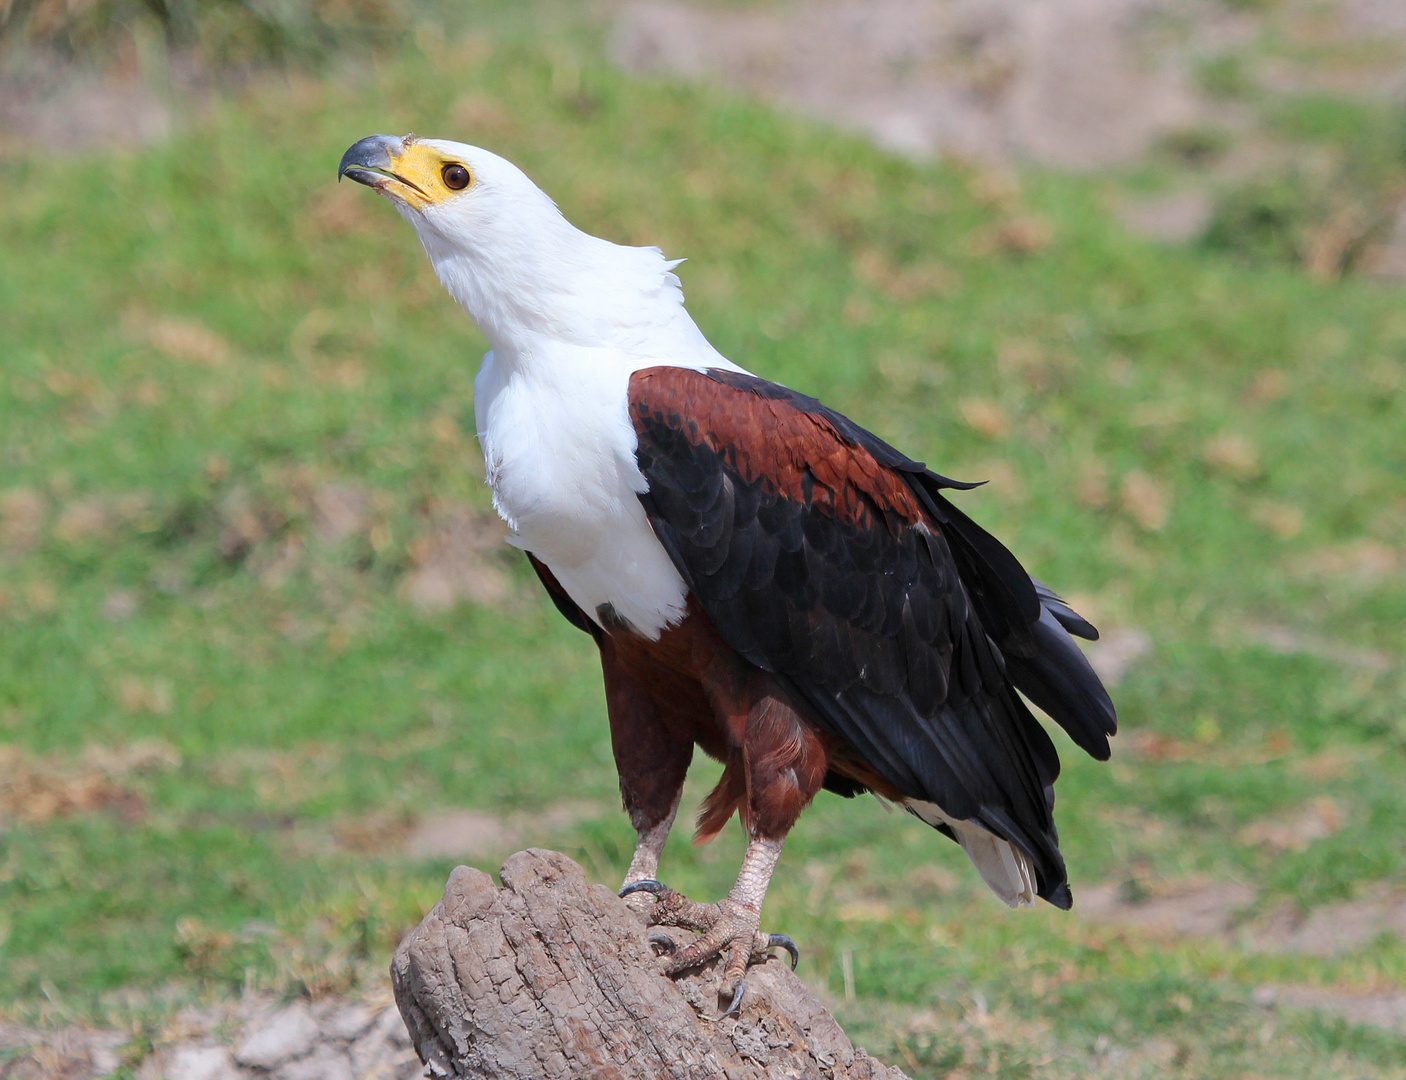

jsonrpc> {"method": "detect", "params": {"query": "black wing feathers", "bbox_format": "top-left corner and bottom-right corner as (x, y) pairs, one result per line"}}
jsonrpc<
(1001, 605), (1118, 761)
(1032, 579), (1099, 640)
(932, 502), (1116, 760)
(630, 367), (1115, 908)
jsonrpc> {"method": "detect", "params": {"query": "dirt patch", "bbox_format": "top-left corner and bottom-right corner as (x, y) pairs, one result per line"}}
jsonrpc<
(0, 1023), (127, 1080)
(1246, 893), (1406, 957)
(399, 800), (610, 860)
(1119, 729), (1211, 762)
(611, 0), (1406, 169)
(0, 741), (180, 827)
(30, 465), (513, 617)
(47, 492), (153, 548)
(0, 489), (46, 556)
(1292, 539), (1403, 585)
(310, 485), (372, 546)
(1080, 878), (1257, 939)
(400, 505), (510, 612)
(1255, 984), (1406, 1037)
(1338, 0), (1406, 37)
(0, 64), (171, 158)
(402, 810), (517, 860)
(1237, 796), (1345, 853)
(1118, 727), (1301, 767)
(143, 316), (234, 368)
(311, 799), (614, 860)
(1081, 871), (1406, 966)
(0, 995), (418, 1080)
(610, 0), (1406, 275)
(1243, 621), (1396, 673)
(1117, 190), (1215, 243)
(612, 0), (1208, 167)
(1082, 626), (1152, 688)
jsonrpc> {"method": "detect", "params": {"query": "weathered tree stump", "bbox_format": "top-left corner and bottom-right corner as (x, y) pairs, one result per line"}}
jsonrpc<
(391, 849), (912, 1080)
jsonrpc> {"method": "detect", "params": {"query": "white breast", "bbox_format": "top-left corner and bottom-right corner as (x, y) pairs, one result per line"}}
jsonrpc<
(474, 347), (691, 638)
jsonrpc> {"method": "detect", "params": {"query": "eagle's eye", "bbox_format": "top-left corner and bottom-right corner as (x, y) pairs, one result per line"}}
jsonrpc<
(442, 163), (471, 191)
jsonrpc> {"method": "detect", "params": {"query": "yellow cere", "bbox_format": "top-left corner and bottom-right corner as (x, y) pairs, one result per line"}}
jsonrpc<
(375, 139), (472, 209)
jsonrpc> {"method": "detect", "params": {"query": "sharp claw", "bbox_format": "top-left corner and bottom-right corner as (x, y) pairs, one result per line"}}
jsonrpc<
(767, 933), (800, 970)
(648, 932), (677, 955)
(619, 879), (668, 898)
(719, 980), (746, 1020)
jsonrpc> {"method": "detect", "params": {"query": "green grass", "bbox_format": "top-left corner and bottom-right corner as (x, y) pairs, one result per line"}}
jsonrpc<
(1, 20), (1405, 1079)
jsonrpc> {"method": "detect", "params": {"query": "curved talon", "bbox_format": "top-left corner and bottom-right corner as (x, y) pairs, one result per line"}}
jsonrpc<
(619, 879), (668, 899)
(648, 932), (677, 955)
(767, 933), (800, 971)
(719, 980), (746, 1020)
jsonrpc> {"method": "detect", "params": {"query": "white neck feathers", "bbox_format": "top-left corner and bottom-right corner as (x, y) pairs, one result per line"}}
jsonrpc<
(407, 184), (715, 372)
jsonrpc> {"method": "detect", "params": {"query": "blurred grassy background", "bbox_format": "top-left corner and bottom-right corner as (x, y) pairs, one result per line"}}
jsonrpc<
(1, 1), (1405, 1077)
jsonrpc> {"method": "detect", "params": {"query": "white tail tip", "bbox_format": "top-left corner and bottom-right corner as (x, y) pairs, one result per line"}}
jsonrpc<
(905, 799), (1036, 908)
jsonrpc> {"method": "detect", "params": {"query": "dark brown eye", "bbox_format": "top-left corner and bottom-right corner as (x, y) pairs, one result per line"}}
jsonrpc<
(442, 163), (471, 191)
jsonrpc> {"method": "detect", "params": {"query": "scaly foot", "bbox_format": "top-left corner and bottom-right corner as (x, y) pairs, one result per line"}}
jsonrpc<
(619, 879), (799, 1016)
(620, 888), (660, 919)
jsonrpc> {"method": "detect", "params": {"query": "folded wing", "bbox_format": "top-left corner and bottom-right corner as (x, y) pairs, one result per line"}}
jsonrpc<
(628, 366), (1116, 908)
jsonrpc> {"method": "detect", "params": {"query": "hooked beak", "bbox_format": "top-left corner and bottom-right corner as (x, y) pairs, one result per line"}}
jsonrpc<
(338, 134), (431, 206)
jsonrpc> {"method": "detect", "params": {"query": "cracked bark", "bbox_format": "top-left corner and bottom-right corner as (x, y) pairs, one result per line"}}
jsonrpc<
(391, 849), (912, 1080)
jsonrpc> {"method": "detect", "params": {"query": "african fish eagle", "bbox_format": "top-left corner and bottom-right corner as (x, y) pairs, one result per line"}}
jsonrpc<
(339, 133), (1117, 1014)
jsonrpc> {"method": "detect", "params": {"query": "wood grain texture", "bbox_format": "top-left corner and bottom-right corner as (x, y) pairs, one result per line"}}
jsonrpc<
(391, 849), (912, 1080)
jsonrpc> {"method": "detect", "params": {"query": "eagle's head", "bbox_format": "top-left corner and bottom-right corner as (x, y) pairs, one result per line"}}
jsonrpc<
(337, 133), (709, 361)
(337, 133), (559, 248)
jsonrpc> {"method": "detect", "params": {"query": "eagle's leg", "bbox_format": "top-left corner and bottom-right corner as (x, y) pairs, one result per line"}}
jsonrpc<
(619, 790), (682, 915)
(623, 686), (824, 1011)
(599, 635), (695, 913)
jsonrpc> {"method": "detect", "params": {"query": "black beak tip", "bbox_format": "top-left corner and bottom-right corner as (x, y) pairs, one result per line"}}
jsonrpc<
(338, 133), (401, 181)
